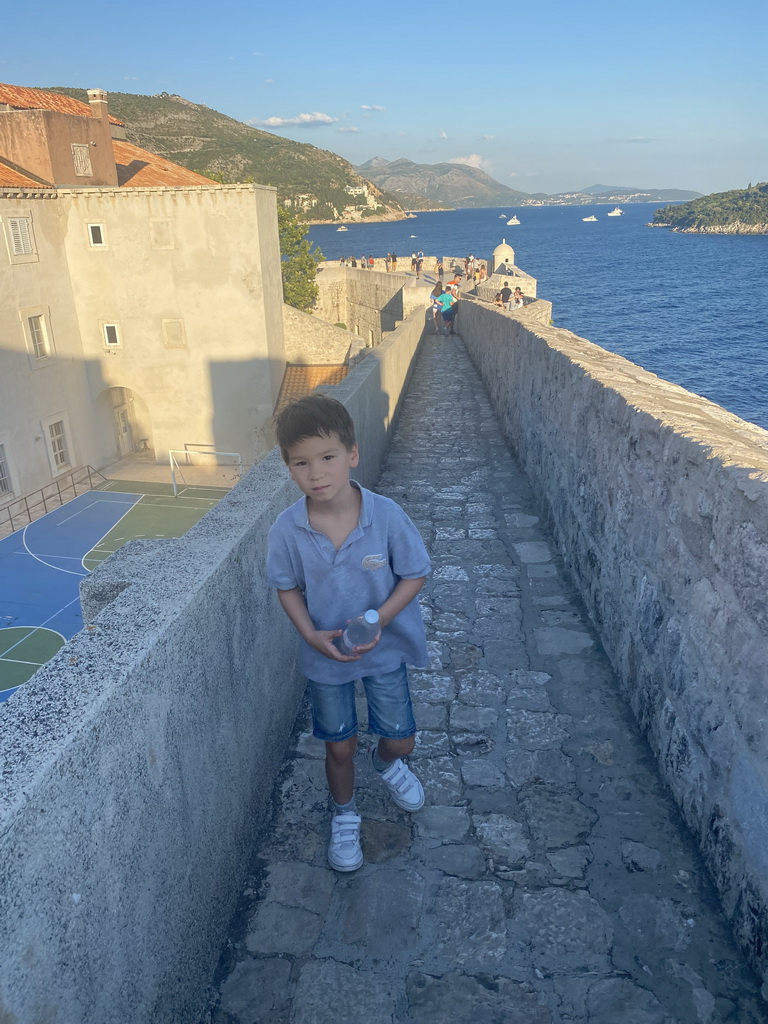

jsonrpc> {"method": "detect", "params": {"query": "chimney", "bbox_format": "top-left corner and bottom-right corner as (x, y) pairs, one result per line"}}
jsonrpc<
(87, 88), (110, 124)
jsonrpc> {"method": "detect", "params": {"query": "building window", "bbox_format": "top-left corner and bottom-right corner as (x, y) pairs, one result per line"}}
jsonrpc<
(4, 214), (38, 264)
(88, 224), (105, 246)
(0, 444), (11, 495)
(48, 420), (70, 470)
(8, 217), (34, 256)
(103, 323), (121, 348)
(28, 314), (50, 359)
(72, 144), (93, 177)
(20, 306), (55, 366)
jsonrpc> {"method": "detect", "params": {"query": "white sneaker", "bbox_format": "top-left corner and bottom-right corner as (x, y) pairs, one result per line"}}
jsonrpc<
(328, 812), (363, 872)
(372, 748), (425, 811)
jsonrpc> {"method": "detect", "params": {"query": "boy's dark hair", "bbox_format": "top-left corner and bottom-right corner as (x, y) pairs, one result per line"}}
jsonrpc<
(275, 394), (357, 462)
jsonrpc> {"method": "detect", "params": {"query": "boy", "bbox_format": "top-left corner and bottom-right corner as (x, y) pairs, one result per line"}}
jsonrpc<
(267, 395), (430, 872)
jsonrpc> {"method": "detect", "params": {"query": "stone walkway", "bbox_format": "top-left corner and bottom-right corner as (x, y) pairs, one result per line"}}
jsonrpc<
(205, 335), (767, 1024)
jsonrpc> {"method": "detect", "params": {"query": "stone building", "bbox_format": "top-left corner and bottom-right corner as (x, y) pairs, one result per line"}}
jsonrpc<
(0, 84), (287, 504)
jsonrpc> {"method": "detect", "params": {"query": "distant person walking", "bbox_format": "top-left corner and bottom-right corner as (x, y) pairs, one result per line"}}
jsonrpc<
(435, 257), (444, 280)
(500, 283), (513, 309)
(436, 287), (457, 336)
(391, 253), (398, 272)
(415, 256), (423, 279)
(430, 283), (444, 333)
(385, 252), (392, 272)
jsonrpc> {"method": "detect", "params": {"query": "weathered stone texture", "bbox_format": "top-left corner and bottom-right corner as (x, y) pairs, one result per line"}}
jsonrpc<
(460, 298), (768, 989)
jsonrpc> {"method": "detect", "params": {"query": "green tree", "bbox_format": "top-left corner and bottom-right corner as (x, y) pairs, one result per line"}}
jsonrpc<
(277, 206), (324, 311)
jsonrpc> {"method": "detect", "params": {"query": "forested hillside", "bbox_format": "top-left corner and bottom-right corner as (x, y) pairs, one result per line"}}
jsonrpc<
(47, 88), (403, 222)
(652, 183), (768, 232)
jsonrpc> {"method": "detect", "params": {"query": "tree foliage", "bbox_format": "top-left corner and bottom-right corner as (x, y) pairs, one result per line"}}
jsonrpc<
(278, 207), (324, 311)
(652, 182), (768, 230)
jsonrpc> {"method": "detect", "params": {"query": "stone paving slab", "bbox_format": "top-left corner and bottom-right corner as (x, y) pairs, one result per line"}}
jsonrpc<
(203, 335), (768, 1024)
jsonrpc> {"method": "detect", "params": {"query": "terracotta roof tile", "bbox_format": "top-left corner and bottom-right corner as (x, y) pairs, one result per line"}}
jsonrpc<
(0, 83), (124, 125)
(113, 140), (218, 188)
(275, 365), (349, 414)
(0, 161), (51, 188)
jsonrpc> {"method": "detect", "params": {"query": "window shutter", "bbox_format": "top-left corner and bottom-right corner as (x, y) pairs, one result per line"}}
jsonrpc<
(9, 218), (33, 256)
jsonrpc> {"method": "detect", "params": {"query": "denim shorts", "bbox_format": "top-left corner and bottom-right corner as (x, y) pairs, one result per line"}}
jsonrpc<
(308, 663), (416, 743)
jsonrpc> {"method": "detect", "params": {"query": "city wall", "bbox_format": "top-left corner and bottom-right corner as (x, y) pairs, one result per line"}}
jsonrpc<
(0, 304), (426, 1024)
(314, 265), (429, 345)
(458, 297), (768, 989)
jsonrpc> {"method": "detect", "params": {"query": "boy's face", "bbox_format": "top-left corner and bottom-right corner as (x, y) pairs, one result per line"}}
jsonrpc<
(285, 432), (359, 505)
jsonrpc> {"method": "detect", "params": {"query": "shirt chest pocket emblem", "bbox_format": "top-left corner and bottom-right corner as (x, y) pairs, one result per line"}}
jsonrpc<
(362, 553), (387, 571)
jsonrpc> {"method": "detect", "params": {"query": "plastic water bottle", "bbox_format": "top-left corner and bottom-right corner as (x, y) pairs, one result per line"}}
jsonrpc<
(338, 609), (380, 654)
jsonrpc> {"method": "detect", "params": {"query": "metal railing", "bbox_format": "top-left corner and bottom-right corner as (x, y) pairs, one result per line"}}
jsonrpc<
(0, 465), (107, 536)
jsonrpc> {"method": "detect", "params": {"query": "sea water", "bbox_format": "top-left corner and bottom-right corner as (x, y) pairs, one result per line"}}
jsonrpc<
(310, 204), (768, 431)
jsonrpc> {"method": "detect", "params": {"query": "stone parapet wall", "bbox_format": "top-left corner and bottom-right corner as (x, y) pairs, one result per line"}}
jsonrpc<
(314, 266), (432, 346)
(0, 308), (427, 1024)
(459, 299), (768, 990)
(282, 302), (364, 364)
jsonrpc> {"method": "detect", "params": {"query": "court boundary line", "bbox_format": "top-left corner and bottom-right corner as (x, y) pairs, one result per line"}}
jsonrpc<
(0, 619), (69, 661)
(20, 493), (143, 577)
(80, 494), (146, 572)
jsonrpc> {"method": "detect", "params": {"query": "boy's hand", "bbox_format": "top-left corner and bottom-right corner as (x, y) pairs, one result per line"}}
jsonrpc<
(306, 629), (361, 662)
(348, 630), (381, 655)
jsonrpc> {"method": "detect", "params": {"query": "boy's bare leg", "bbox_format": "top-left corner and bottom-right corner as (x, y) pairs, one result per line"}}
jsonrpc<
(325, 736), (358, 805)
(377, 735), (415, 762)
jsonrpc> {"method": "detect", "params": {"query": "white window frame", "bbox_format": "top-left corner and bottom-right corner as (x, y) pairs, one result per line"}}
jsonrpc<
(3, 212), (38, 265)
(0, 439), (15, 499)
(87, 223), (107, 248)
(101, 322), (122, 349)
(42, 414), (73, 476)
(19, 306), (56, 368)
(71, 143), (93, 177)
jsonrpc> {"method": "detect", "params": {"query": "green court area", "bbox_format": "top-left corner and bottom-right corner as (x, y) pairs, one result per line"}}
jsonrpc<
(84, 482), (227, 570)
(0, 628), (65, 690)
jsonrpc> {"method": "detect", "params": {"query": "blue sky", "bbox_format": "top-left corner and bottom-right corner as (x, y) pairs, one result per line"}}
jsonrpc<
(2, 0), (766, 195)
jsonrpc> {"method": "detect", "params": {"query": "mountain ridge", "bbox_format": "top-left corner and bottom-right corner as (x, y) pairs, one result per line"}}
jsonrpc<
(45, 88), (404, 222)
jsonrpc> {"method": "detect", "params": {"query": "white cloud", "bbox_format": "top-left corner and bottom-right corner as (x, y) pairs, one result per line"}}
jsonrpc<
(438, 130), (448, 139)
(253, 51), (264, 56)
(448, 153), (489, 170)
(361, 104), (385, 111)
(337, 126), (360, 133)
(264, 78), (274, 84)
(481, 134), (496, 140)
(251, 112), (340, 128)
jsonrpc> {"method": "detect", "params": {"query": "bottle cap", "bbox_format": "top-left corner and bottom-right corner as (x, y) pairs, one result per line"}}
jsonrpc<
(364, 609), (379, 624)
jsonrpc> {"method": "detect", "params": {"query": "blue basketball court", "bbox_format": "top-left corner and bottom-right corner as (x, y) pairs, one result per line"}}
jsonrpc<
(0, 485), (224, 701)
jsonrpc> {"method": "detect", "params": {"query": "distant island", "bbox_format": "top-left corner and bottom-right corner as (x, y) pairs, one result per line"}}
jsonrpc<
(651, 182), (768, 233)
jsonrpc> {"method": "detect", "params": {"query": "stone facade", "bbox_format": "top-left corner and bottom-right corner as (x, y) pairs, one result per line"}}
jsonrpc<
(458, 298), (768, 990)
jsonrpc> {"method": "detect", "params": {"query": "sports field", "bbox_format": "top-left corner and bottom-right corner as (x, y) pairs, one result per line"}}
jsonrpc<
(0, 480), (227, 702)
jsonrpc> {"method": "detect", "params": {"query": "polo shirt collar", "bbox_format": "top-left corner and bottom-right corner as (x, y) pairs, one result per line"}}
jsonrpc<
(291, 479), (372, 531)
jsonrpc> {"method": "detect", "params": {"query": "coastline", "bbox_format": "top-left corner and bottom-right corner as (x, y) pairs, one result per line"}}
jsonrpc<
(648, 221), (768, 234)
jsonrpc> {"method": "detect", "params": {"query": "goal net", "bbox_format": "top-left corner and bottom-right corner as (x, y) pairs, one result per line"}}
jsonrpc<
(168, 448), (243, 496)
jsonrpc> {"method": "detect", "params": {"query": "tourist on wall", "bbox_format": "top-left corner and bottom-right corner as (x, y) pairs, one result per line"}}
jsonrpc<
(500, 283), (513, 309)
(391, 253), (398, 272)
(415, 256), (423, 279)
(435, 257), (444, 280)
(430, 283), (444, 333)
(514, 286), (525, 307)
(437, 288), (458, 336)
(385, 253), (392, 272)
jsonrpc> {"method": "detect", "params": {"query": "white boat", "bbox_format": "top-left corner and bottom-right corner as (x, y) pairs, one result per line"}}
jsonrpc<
(409, 234), (417, 238)
(607, 207), (624, 217)
(498, 214), (507, 219)
(336, 225), (348, 231)
(582, 215), (598, 222)
(507, 216), (520, 226)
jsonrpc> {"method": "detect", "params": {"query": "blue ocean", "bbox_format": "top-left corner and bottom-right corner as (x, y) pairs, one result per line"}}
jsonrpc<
(309, 205), (768, 431)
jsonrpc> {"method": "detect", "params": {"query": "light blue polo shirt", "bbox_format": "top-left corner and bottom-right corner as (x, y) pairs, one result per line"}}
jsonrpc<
(267, 483), (430, 684)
